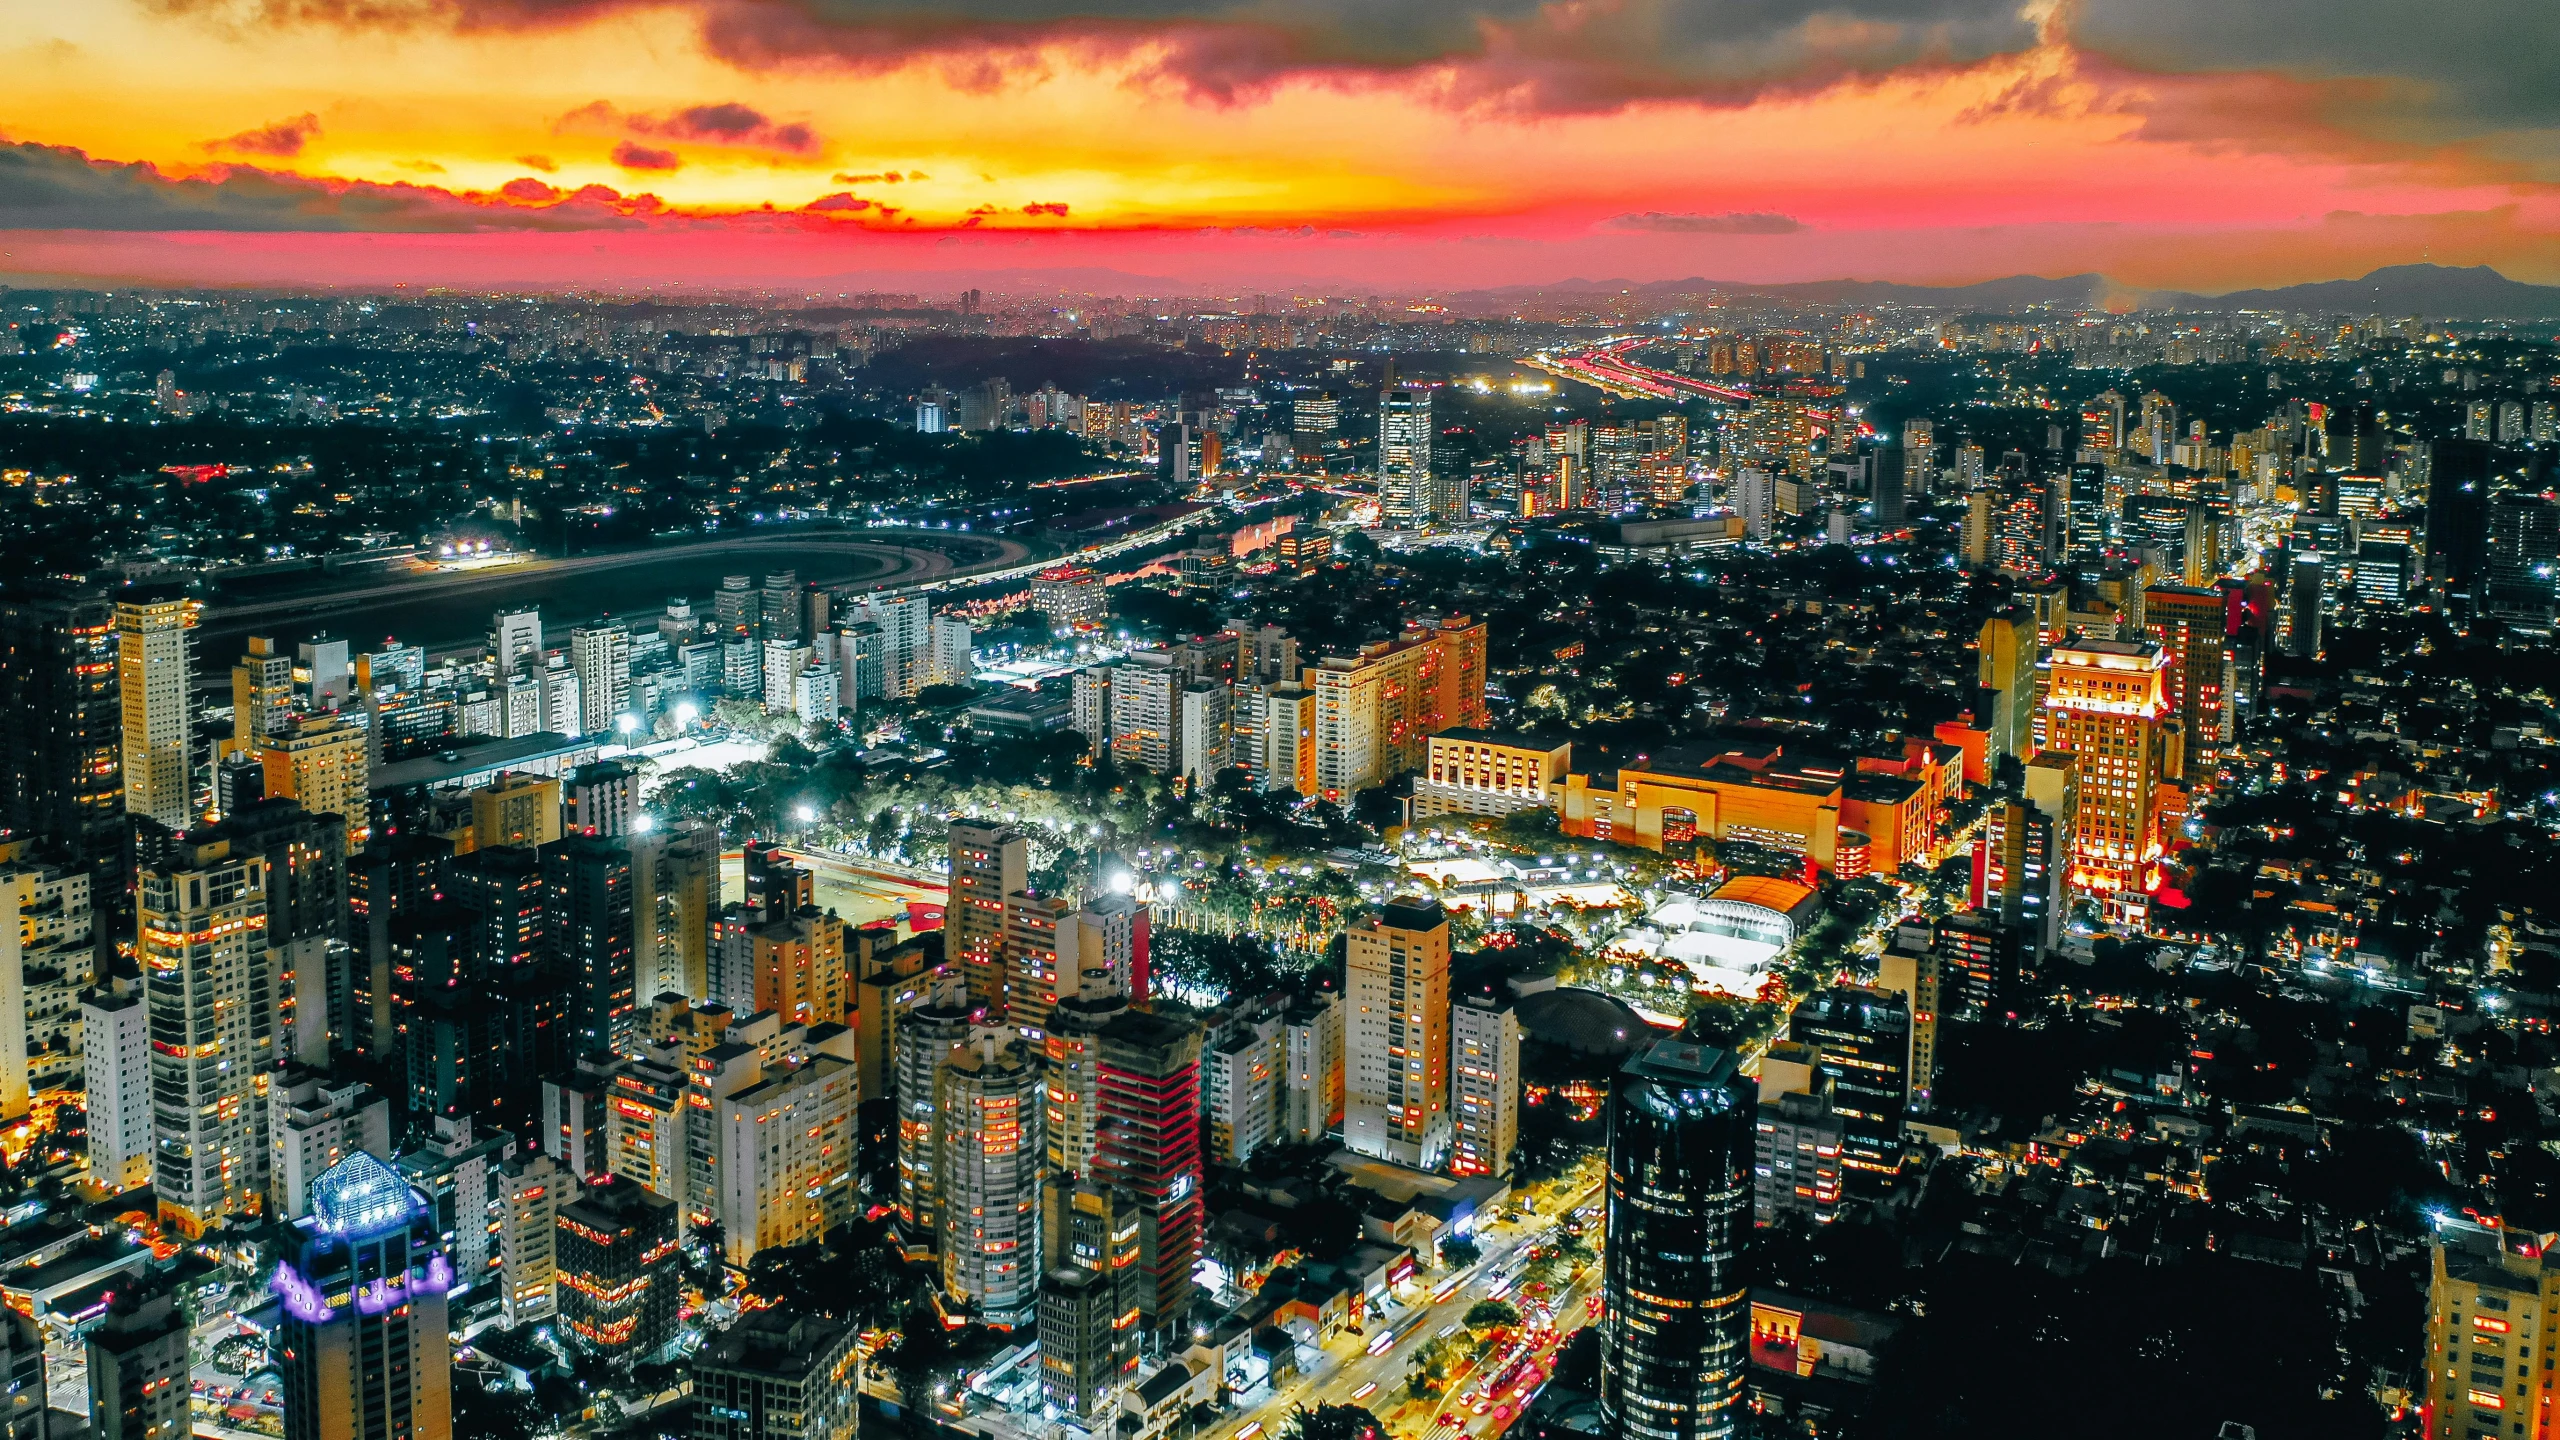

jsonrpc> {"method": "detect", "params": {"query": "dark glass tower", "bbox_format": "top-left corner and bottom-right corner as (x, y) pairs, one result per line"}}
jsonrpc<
(1599, 1038), (1752, 1440)
(274, 1151), (454, 1440)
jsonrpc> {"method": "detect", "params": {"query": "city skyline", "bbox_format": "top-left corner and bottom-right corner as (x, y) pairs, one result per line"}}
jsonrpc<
(2, 0), (2557, 291)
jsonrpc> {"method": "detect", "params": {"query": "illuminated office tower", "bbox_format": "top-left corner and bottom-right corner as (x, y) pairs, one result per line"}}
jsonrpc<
(1976, 607), (2037, 769)
(141, 838), (278, 1236)
(556, 1175), (680, 1359)
(1785, 987), (1911, 1185)
(1900, 419), (1934, 495)
(1344, 898), (1452, 1170)
(2041, 638), (2178, 916)
(115, 588), (198, 830)
(1599, 1039), (1752, 1440)
(1378, 383), (1438, 528)
(0, 586), (124, 872)
(630, 818), (716, 1001)
(87, 1274), (186, 1440)
(1450, 987), (1520, 1178)
(1091, 1009), (1203, 1341)
(274, 1152), (453, 1440)
(1039, 1176), (1143, 1420)
(1873, 928), (1939, 1110)
(937, 1039), (1046, 1329)
(2143, 584), (2233, 782)
(545, 834), (638, 1060)
(1752, 1039), (1844, 1228)
(1970, 752), (2075, 964)
(947, 820), (1027, 1017)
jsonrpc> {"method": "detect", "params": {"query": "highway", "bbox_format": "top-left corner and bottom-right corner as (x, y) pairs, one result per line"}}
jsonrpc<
(1214, 1169), (1606, 1440)
(1528, 339), (1755, 405)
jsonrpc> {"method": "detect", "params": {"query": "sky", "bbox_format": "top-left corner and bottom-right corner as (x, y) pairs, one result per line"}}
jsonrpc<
(0, 0), (2555, 294)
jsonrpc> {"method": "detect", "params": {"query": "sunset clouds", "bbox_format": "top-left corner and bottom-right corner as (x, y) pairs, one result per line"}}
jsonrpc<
(3, 0), (2555, 291)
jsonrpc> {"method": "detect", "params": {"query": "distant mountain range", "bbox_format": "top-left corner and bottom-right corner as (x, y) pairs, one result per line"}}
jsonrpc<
(1456, 264), (2560, 318)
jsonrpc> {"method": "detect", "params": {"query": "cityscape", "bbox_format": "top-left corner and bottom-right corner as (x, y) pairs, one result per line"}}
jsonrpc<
(3, 5), (2560, 1440)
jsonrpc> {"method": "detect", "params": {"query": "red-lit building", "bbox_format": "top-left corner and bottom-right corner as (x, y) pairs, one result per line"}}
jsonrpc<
(1091, 1010), (1204, 1343)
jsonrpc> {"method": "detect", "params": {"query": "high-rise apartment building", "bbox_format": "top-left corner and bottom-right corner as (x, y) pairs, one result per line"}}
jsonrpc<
(87, 1275), (188, 1440)
(1002, 890), (1074, 1038)
(116, 588), (198, 830)
(947, 821), (1027, 1017)
(630, 818), (716, 1001)
(1976, 606), (2037, 770)
(2426, 1218), (2560, 1440)
(1752, 1040), (1844, 1228)
(1309, 617), (1489, 799)
(568, 623), (632, 738)
(893, 992), (973, 1243)
(1450, 987), (1521, 1178)
(141, 836), (279, 1235)
(936, 1038), (1046, 1328)
(275, 1152), (453, 1440)
(706, 1025), (859, 1268)
(271, 1072), (393, 1220)
(228, 636), (295, 761)
(1344, 898), (1452, 1170)
(1282, 990), (1344, 1144)
(497, 1151), (568, 1326)
(1378, 383), (1439, 527)
(257, 717), (368, 852)
(1091, 1008), (1203, 1341)
(1971, 752), (2075, 963)
(83, 982), (151, 1194)
(1873, 927), (1940, 1111)
(2042, 638), (2178, 914)
(1600, 1039), (1752, 1440)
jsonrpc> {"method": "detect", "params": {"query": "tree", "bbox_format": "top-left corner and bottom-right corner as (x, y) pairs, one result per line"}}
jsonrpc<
(1463, 1299), (1522, 1334)
(1283, 1404), (1384, 1440)
(1438, 1236), (1482, 1270)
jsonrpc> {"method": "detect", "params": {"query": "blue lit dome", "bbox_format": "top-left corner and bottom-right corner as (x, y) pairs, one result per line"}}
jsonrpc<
(306, 1151), (424, 1240)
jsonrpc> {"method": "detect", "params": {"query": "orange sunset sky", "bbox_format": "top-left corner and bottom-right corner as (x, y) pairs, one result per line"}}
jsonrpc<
(0, 0), (2554, 292)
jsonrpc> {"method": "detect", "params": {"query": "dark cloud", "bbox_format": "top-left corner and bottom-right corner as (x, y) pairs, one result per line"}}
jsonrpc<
(611, 139), (683, 172)
(205, 112), (321, 157)
(1022, 201), (1069, 216)
(0, 139), (639, 231)
(831, 170), (903, 183)
(514, 152), (559, 172)
(2066, 0), (2560, 143)
(557, 98), (822, 156)
(804, 191), (869, 211)
(1601, 210), (1806, 234)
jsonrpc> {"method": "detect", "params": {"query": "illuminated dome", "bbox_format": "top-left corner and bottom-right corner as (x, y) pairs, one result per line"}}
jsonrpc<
(307, 1151), (423, 1240)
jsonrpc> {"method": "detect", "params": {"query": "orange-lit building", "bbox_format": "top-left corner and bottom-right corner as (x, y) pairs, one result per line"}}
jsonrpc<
(2143, 583), (2232, 785)
(1414, 729), (1571, 819)
(2041, 638), (2182, 920)
(1309, 616), (1488, 799)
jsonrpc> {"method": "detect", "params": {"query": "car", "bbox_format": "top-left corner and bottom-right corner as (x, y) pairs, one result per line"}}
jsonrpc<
(1440, 1414), (1462, 1429)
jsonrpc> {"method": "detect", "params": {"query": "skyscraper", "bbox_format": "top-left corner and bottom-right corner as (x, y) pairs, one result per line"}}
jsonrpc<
(1378, 383), (1438, 528)
(936, 1038), (1046, 1328)
(1449, 986), (1520, 1178)
(893, 990), (972, 1243)
(545, 834), (638, 1060)
(115, 588), (198, 830)
(274, 1152), (454, 1440)
(1785, 987), (1912, 1186)
(1599, 1038), (1752, 1440)
(83, 982), (151, 1195)
(141, 835), (279, 1235)
(2143, 584), (2233, 782)
(1091, 1008), (1203, 1341)
(2042, 637), (2178, 917)
(1039, 1175), (1143, 1420)
(0, 586), (123, 871)
(1345, 898), (1452, 1170)
(947, 820), (1027, 1017)
(570, 624), (632, 736)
